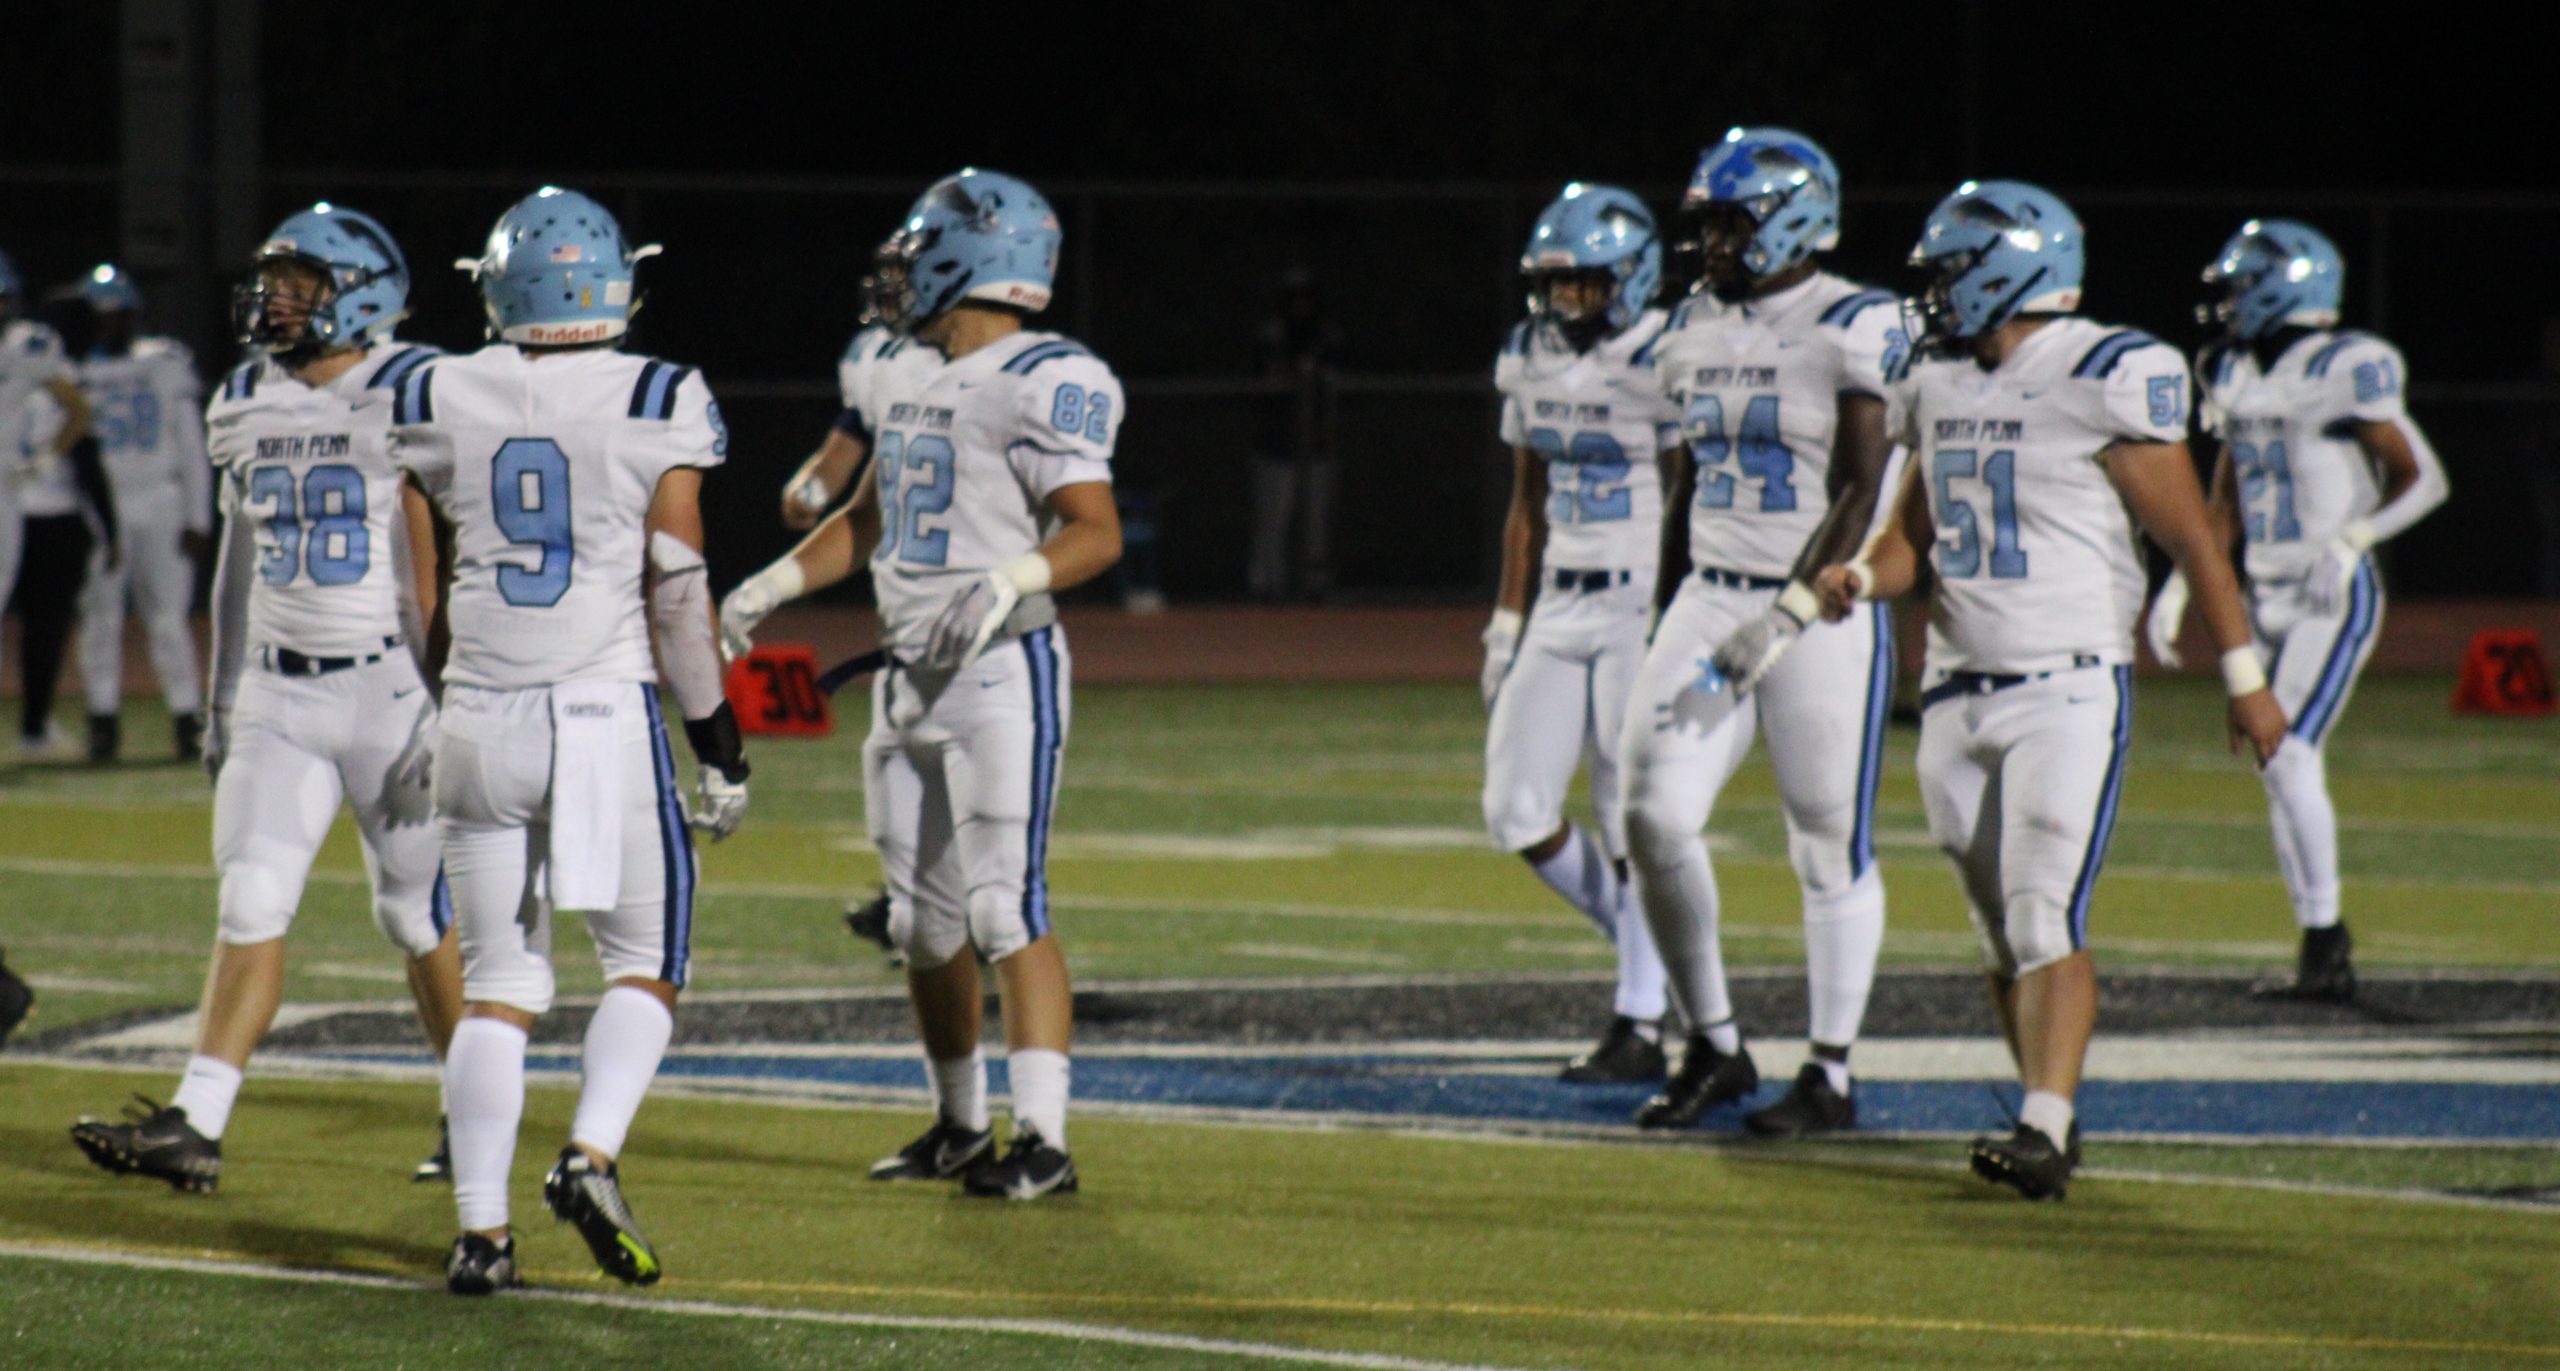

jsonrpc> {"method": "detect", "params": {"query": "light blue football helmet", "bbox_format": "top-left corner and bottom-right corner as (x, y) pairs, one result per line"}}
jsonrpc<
(2201, 218), (2342, 342)
(1908, 180), (2084, 346)
(237, 202), (411, 354)
(1521, 182), (1661, 346)
(1683, 126), (1842, 283)
(461, 186), (661, 346)
(80, 264), (142, 313)
(883, 169), (1061, 327)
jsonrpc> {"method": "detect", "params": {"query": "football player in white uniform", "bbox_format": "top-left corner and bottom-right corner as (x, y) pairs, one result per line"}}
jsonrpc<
(1815, 181), (2285, 1199)
(723, 169), (1121, 1201)
(1621, 129), (1904, 1135)
(70, 205), (463, 1195)
(2152, 220), (2448, 1002)
(398, 188), (750, 1294)
(1480, 183), (1677, 1083)
(0, 248), (96, 715)
(66, 266), (212, 763)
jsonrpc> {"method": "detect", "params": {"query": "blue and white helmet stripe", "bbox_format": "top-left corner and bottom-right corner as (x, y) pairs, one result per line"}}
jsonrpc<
(2202, 218), (2343, 342)
(1909, 180), (2085, 343)
(1685, 126), (1843, 278)
(886, 169), (1061, 327)
(248, 202), (412, 350)
(1520, 182), (1662, 335)
(461, 186), (660, 346)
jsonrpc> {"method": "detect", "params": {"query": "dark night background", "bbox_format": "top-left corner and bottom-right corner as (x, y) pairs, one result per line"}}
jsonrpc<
(5, 3), (2552, 601)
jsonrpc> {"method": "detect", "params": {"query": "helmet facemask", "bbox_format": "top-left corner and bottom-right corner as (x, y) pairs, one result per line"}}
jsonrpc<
(235, 255), (345, 362)
(1525, 266), (1621, 353)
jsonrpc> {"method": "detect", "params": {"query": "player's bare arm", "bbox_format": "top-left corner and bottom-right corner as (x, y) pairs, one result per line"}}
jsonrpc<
(1813, 453), (1929, 619)
(716, 449), (882, 657)
(42, 374), (92, 451)
(1649, 442), (1694, 618)
(2143, 438), (2236, 669)
(1482, 447), (1548, 703)
(1037, 479), (1125, 590)
(2103, 438), (2286, 763)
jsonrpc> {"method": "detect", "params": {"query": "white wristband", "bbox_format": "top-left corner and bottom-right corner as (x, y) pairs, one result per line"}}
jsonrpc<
(997, 552), (1053, 596)
(1487, 608), (1524, 640)
(1775, 581), (1822, 626)
(1842, 559), (1876, 601)
(758, 557), (807, 603)
(2220, 646), (2268, 697)
(2338, 519), (2377, 554)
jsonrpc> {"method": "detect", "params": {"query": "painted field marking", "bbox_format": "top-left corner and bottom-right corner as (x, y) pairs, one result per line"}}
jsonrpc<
(0, 1241), (1516, 1371)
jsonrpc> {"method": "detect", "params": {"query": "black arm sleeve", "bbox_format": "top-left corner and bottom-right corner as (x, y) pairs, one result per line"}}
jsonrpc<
(682, 702), (750, 783)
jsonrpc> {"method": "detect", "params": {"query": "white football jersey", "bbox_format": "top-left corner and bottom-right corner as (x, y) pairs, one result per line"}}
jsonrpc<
(837, 324), (897, 413)
(2200, 330), (2407, 584)
(1889, 317), (2191, 676)
(866, 330), (1119, 653)
(837, 327), (945, 447)
(390, 345), (726, 690)
(1, 319), (77, 510)
(1653, 273), (1909, 579)
(1493, 309), (1676, 572)
(78, 338), (207, 520)
(207, 344), (438, 656)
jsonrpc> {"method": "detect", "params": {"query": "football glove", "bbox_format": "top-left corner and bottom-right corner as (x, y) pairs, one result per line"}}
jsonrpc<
(2304, 539), (2359, 618)
(1479, 609), (1522, 708)
(922, 555), (1051, 670)
(2144, 570), (2190, 669)
(690, 765), (749, 841)
(718, 560), (805, 661)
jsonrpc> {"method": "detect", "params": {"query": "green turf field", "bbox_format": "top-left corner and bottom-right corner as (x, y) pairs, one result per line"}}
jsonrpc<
(4, 676), (2558, 1367)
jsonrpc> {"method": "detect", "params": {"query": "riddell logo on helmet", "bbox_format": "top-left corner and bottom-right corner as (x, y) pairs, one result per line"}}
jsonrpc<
(519, 319), (615, 344)
(997, 282), (1050, 308)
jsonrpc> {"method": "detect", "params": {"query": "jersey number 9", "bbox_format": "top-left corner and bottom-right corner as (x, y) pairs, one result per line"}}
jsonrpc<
(491, 439), (575, 607)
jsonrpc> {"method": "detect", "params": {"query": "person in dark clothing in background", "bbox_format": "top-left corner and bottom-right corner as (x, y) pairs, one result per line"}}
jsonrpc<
(1248, 267), (1342, 602)
(8, 285), (116, 757)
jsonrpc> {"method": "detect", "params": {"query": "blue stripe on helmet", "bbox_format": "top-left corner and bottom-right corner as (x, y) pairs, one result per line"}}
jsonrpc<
(641, 689), (696, 984)
(2292, 560), (2381, 743)
(2065, 666), (2136, 948)
(1849, 601), (1895, 879)
(1019, 628), (1062, 941)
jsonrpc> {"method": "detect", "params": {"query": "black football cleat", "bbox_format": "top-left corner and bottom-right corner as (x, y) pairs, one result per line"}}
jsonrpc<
(1744, 1063), (1857, 1137)
(2251, 924), (2355, 1003)
(445, 1232), (521, 1296)
(843, 891), (903, 965)
(71, 1097), (221, 1193)
(85, 714), (120, 765)
(1559, 1016), (1668, 1083)
(961, 1129), (1078, 1200)
(543, 1147), (661, 1286)
(1969, 1123), (2076, 1201)
(173, 712), (204, 764)
(868, 1118), (995, 1182)
(413, 1117), (452, 1183)
(1634, 1032), (1760, 1129)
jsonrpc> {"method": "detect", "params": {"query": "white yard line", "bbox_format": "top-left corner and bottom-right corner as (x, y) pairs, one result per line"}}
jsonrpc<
(0, 1241), (1521, 1371)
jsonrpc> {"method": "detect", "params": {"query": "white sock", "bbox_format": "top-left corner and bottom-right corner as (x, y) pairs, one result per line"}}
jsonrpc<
(1804, 869), (1885, 1048)
(1610, 876), (1669, 1023)
(1629, 837), (1735, 1039)
(928, 1050), (989, 1132)
(2020, 1089), (2075, 1147)
(1530, 824), (1620, 941)
(2261, 740), (2342, 929)
(169, 1055), (244, 1140)
(1006, 1048), (1070, 1150)
(445, 1017), (529, 1233)
(568, 986), (674, 1162)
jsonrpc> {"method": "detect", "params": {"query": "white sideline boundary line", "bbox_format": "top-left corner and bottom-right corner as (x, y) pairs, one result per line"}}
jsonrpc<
(0, 1241), (1521, 1371)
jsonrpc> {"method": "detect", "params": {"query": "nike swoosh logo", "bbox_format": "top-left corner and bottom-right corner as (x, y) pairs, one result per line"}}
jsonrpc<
(978, 679), (1003, 689)
(392, 688), (418, 700)
(2020, 389), (2047, 400)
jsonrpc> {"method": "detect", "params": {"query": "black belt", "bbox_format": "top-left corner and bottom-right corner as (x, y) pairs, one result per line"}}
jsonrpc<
(258, 637), (401, 677)
(1920, 656), (2110, 710)
(1549, 568), (1634, 592)
(1695, 565), (1788, 592)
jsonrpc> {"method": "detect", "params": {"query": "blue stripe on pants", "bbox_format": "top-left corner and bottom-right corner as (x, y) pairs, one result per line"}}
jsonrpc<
(2292, 561), (2380, 744)
(641, 690), (696, 984)
(2064, 666), (2135, 949)
(1020, 629), (1062, 941)
(1849, 602), (1894, 879)
(429, 866), (453, 936)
